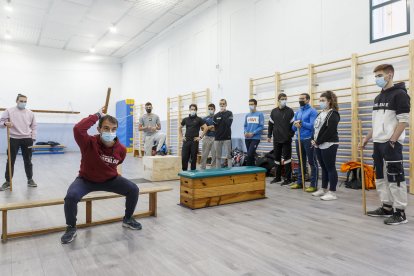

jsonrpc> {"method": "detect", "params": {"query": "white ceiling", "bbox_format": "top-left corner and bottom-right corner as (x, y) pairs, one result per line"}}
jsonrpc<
(0, 0), (208, 57)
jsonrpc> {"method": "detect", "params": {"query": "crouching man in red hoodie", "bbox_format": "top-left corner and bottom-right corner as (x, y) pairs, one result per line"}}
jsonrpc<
(61, 109), (141, 244)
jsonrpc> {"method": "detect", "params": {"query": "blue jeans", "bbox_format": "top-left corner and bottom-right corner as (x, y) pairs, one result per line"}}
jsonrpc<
(295, 138), (318, 187)
(64, 176), (139, 226)
(315, 145), (338, 191)
(245, 139), (260, 166)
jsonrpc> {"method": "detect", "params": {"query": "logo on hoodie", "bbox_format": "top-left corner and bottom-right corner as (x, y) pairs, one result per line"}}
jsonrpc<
(100, 154), (120, 165)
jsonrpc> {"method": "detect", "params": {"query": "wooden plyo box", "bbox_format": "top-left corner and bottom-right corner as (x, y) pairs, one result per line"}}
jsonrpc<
(143, 156), (180, 181)
(179, 167), (266, 209)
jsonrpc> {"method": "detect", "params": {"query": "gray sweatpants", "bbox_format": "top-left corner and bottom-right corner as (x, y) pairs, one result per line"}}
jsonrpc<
(144, 132), (166, 156)
(200, 136), (216, 169)
(214, 140), (232, 168)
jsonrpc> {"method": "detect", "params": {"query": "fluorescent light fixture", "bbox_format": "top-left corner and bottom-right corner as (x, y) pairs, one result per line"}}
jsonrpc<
(89, 47), (96, 53)
(4, 1), (13, 12)
(109, 25), (117, 33)
(4, 32), (12, 40)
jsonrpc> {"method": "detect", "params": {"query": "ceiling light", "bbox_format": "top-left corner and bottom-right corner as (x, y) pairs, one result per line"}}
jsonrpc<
(89, 47), (95, 53)
(4, 32), (12, 40)
(4, 1), (13, 12)
(109, 25), (117, 33)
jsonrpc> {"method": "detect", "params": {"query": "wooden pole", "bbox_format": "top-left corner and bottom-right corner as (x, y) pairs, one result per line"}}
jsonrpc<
(178, 95), (183, 156)
(359, 120), (367, 215)
(351, 53), (359, 161)
(103, 87), (111, 114)
(6, 124), (12, 192)
(274, 72), (281, 107)
(308, 64), (315, 106)
(297, 128), (306, 191)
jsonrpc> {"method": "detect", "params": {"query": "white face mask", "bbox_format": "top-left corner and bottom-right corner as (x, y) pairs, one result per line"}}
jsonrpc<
(208, 109), (214, 115)
(249, 105), (255, 111)
(190, 110), (196, 116)
(220, 106), (226, 112)
(279, 100), (287, 108)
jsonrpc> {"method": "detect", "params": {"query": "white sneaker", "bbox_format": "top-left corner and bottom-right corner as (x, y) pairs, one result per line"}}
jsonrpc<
(312, 189), (326, 197)
(320, 191), (337, 201)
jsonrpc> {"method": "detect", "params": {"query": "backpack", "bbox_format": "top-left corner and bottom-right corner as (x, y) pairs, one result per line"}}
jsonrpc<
(343, 168), (363, 189)
(340, 161), (376, 190)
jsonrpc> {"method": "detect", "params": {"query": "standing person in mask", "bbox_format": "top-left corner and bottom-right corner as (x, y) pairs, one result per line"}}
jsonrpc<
(267, 93), (295, 185)
(139, 102), (166, 156)
(0, 94), (37, 191)
(61, 108), (141, 244)
(179, 104), (208, 171)
(213, 99), (233, 168)
(244, 99), (264, 166)
(291, 93), (319, 192)
(200, 103), (217, 170)
(360, 64), (410, 225)
(311, 91), (340, 200)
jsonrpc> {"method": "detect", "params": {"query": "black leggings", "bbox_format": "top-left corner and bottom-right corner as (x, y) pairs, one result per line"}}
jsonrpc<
(315, 144), (338, 191)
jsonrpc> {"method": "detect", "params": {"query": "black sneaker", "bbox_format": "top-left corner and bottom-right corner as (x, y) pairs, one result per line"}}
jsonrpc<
(270, 178), (282, 184)
(0, 181), (10, 191)
(61, 226), (77, 244)
(27, 179), (37, 187)
(367, 207), (393, 217)
(122, 217), (142, 230)
(281, 179), (292, 186)
(384, 210), (408, 225)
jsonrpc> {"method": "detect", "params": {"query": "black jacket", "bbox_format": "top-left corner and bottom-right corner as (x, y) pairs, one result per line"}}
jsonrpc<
(213, 110), (233, 141)
(268, 106), (295, 143)
(312, 110), (340, 145)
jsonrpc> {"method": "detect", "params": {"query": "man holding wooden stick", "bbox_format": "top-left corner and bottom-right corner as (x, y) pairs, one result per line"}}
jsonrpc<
(0, 94), (37, 191)
(360, 64), (410, 225)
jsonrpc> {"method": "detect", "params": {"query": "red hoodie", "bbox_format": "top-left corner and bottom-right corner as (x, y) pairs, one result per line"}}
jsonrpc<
(74, 114), (126, 183)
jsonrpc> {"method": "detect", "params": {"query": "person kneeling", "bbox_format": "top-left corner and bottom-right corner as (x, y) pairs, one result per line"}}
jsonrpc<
(61, 109), (141, 244)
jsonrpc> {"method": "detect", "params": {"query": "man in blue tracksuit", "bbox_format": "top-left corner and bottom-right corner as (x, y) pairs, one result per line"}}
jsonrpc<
(244, 99), (264, 166)
(291, 93), (319, 191)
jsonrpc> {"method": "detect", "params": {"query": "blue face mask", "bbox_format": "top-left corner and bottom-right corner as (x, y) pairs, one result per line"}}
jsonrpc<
(101, 132), (116, 143)
(249, 105), (255, 111)
(375, 76), (388, 88)
(319, 102), (328, 110)
(17, 102), (26, 109)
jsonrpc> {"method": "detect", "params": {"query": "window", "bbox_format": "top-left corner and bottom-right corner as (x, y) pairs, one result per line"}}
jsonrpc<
(370, 0), (410, 43)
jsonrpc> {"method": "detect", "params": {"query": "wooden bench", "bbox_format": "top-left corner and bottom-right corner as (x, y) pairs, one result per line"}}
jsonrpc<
(0, 185), (172, 242)
(179, 167), (267, 209)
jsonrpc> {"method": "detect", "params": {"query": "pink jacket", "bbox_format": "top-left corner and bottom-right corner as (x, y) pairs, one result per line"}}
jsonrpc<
(0, 106), (37, 140)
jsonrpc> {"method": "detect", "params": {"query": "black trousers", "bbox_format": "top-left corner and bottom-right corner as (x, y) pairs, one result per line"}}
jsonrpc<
(5, 138), (33, 182)
(182, 139), (199, 171)
(64, 176), (139, 227)
(273, 140), (292, 180)
(245, 139), (260, 166)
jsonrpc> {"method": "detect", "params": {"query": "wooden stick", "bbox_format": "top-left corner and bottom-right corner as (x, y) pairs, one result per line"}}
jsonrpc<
(103, 87), (111, 114)
(359, 120), (367, 215)
(6, 124), (12, 192)
(297, 128), (306, 191)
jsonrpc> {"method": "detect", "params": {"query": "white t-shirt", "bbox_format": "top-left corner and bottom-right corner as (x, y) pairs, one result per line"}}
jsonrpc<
(313, 109), (338, 150)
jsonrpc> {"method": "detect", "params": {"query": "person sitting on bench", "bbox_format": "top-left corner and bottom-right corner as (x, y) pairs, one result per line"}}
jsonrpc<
(61, 108), (141, 244)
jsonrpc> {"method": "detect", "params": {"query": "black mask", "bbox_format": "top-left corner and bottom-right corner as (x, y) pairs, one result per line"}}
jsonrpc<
(146, 108), (152, 113)
(299, 101), (306, 107)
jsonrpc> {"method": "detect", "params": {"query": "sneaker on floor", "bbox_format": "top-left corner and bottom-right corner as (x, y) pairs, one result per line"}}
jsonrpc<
(270, 178), (282, 184)
(281, 179), (292, 186)
(122, 217), (142, 230)
(321, 191), (337, 201)
(367, 207), (393, 217)
(61, 226), (77, 244)
(312, 189), (326, 197)
(27, 179), (37, 187)
(384, 211), (408, 225)
(290, 183), (303, 189)
(0, 181), (10, 191)
(305, 187), (317, 193)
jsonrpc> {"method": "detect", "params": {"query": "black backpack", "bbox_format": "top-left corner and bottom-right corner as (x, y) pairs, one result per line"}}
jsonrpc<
(343, 168), (362, 189)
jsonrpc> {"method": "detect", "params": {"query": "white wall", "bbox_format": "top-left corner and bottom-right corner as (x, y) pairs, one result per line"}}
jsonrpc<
(0, 41), (122, 151)
(121, 0), (414, 120)
(0, 42), (122, 123)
